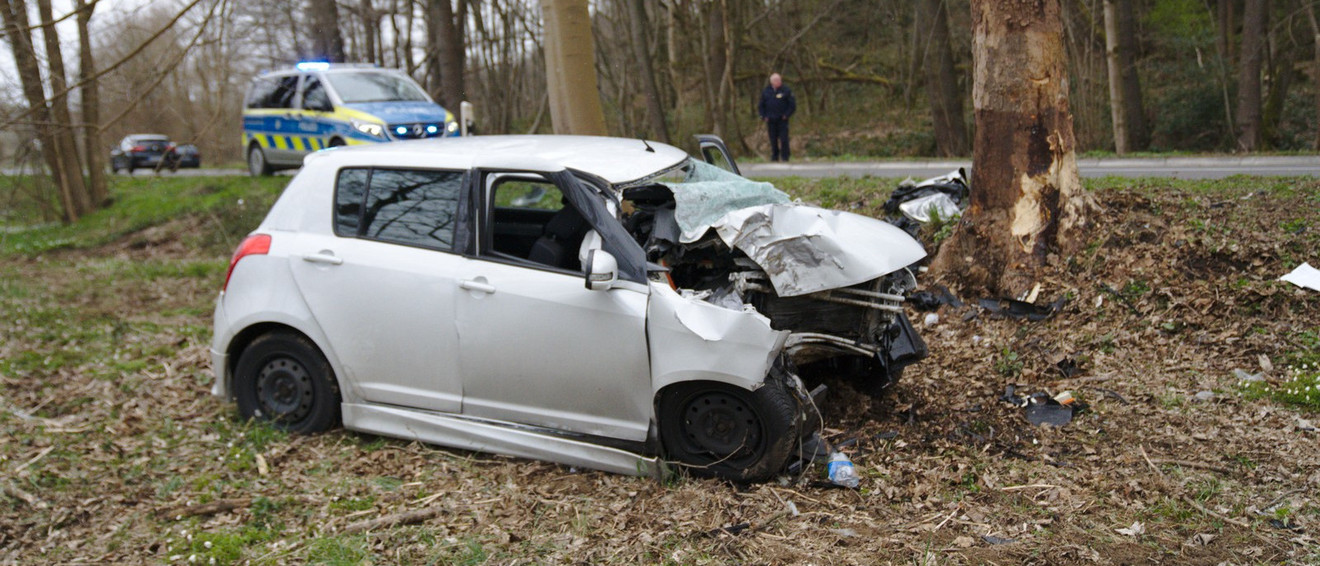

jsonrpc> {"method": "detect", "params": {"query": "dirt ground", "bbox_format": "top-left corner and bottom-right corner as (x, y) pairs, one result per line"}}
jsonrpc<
(1, 178), (1318, 564)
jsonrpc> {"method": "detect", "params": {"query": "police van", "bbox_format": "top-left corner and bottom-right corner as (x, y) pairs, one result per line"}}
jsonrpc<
(242, 62), (458, 176)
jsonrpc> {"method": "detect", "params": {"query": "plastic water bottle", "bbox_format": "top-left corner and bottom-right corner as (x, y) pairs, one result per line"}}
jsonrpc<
(827, 452), (860, 488)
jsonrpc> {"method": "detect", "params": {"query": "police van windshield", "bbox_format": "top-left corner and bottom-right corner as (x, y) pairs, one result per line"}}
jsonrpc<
(326, 72), (430, 104)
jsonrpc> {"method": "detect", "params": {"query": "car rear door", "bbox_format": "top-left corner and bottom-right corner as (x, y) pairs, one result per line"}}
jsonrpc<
(287, 167), (469, 413)
(454, 170), (653, 442)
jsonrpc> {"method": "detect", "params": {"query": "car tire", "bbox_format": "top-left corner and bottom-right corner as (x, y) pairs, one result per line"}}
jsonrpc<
(233, 332), (340, 434)
(327, 138), (346, 148)
(248, 144), (273, 177)
(658, 380), (799, 482)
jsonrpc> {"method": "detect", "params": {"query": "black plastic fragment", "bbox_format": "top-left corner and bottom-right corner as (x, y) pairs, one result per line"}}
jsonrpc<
(978, 297), (1066, 321)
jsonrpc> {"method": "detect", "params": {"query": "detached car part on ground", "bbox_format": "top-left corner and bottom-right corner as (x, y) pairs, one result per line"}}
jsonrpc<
(211, 135), (927, 482)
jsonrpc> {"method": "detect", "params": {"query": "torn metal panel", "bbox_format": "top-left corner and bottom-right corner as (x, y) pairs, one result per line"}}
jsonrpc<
(647, 285), (789, 393)
(711, 204), (927, 297)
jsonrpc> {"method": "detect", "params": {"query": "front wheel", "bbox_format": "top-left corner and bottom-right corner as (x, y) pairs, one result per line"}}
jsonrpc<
(247, 144), (273, 177)
(658, 381), (799, 482)
(233, 332), (340, 434)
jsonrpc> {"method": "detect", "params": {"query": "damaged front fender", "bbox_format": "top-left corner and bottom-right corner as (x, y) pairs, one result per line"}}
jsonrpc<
(646, 284), (789, 393)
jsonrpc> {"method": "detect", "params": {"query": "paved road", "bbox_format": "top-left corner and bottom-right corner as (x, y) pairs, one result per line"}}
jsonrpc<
(4, 155), (1317, 180)
(741, 155), (1320, 179)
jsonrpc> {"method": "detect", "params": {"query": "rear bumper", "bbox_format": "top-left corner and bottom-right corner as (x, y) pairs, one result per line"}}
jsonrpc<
(210, 348), (229, 398)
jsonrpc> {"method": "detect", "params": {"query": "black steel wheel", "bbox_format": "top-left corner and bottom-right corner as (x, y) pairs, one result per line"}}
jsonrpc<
(233, 332), (339, 433)
(658, 381), (799, 482)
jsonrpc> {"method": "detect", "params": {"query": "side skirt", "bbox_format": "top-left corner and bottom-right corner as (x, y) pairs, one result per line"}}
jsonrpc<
(342, 403), (663, 478)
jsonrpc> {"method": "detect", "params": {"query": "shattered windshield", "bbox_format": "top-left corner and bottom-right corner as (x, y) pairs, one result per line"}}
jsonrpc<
(661, 160), (791, 242)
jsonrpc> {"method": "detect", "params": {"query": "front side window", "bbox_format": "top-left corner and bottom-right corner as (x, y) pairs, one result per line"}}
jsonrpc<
(324, 72), (429, 104)
(302, 78), (331, 110)
(246, 76), (300, 109)
(334, 167), (464, 251)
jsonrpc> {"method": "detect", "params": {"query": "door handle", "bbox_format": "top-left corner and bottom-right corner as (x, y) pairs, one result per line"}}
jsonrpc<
(301, 252), (343, 265)
(460, 279), (496, 294)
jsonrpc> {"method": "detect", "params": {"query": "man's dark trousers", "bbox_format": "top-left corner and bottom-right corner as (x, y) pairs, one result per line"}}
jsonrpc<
(767, 118), (790, 162)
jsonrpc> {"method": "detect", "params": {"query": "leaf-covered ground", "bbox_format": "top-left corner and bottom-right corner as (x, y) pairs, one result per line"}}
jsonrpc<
(1, 175), (1317, 564)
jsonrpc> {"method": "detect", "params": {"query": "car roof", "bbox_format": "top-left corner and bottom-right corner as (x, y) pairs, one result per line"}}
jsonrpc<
(127, 134), (168, 140)
(311, 135), (690, 186)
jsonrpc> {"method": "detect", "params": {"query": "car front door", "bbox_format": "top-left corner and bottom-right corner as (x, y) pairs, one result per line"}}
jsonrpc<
(454, 170), (653, 442)
(288, 167), (469, 413)
(695, 134), (741, 175)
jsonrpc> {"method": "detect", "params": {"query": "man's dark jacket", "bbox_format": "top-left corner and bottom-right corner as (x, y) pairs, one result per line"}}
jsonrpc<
(758, 85), (796, 120)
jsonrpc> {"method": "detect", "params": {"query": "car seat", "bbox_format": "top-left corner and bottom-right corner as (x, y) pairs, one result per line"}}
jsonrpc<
(527, 204), (591, 270)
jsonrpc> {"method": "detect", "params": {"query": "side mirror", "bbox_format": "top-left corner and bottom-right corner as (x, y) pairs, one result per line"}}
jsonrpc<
(584, 250), (617, 291)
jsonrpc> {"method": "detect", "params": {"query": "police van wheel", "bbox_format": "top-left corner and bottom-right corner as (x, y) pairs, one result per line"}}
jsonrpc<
(327, 138), (345, 148)
(248, 145), (273, 177)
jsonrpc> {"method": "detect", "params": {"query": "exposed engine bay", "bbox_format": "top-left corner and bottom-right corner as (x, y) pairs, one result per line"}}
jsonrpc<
(617, 161), (929, 394)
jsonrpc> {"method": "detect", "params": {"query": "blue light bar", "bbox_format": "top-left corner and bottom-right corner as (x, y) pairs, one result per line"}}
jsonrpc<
(395, 126), (408, 135)
(295, 61), (331, 72)
(426, 125), (439, 134)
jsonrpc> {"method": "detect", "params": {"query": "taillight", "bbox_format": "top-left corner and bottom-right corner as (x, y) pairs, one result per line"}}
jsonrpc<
(131, 145), (146, 152)
(223, 234), (271, 291)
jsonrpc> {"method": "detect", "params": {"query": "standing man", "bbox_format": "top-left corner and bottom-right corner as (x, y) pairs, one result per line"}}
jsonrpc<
(758, 73), (796, 162)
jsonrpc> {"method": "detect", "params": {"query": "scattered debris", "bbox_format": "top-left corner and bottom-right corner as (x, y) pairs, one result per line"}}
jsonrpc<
(826, 452), (860, 488)
(1234, 368), (1266, 383)
(952, 535), (976, 548)
(982, 535), (1016, 545)
(1186, 533), (1216, 546)
(1116, 521), (1145, 537)
(1193, 391), (1216, 402)
(1268, 519), (1304, 533)
(923, 312), (939, 326)
(1297, 417), (1317, 432)
(704, 522), (751, 538)
(882, 169), (970, 224)
(1279, 262), (1320, 291)
(908, 285), (963, 311)
(1001, 386), (1085, 427)
(978, 297), (1066, 321)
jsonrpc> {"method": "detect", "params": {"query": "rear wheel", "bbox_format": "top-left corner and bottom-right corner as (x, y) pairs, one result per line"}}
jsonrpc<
(327, 138), (346, 148)
(233, 332), (340, 433)
(247, 144), (273, 177)
(658, 381), (799, 482)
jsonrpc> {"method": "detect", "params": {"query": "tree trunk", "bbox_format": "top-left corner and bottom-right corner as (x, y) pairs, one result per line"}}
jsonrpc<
(541, 0), (607, 135)
(1307, 5), (1320, 150)
(930, 0), (1098, 297)
(75, 0), (107, 206)
(0, 0), (69, 220)
(1216, 0), (1233, 64)
(1116, 0), (1147, 150)
(426, 0), (466, 109)
(36, 0), (93, 219)
(307, 0), (346, 62)
(627, 0), (670, 143)
(921, 0), (968, 157)
(1103, 0), (1128, 154)
(1236, 0), (1266, 151)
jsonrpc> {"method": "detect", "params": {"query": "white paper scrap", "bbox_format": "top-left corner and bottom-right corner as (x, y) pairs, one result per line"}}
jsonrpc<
(1280, 262), (1320, 292)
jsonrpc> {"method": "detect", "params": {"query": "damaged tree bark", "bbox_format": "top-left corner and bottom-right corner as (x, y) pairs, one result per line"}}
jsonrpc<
(930, 0), (1098, 297)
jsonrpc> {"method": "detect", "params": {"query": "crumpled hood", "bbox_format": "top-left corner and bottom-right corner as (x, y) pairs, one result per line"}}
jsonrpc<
(711, 204), (927, 297)
(343, 101), (450, 125)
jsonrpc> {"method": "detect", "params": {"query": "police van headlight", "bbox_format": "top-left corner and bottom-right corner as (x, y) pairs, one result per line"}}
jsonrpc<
(351, 119), (384, 138)
(446, 122), (459, 134)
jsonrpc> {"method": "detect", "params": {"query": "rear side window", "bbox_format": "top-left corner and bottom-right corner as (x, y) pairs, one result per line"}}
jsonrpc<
(246, 75), (300, 109)
(334, 168), (464, 252)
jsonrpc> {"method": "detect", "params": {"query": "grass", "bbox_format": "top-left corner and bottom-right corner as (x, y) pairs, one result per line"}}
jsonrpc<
(0, 174), (287, 256)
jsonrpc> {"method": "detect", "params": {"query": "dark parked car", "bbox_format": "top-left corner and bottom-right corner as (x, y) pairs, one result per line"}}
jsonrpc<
(164, 144), (201, 169)
(110, 134), (174, 174)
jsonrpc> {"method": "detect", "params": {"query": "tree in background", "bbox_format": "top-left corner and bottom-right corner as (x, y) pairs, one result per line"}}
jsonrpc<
(1103, 0), (1147, 154)
(425, 0), (467, 109)
(306, 0), (346, 62)
(74, 0), (107, 206)
(541, 0), (607, 135)
(1235, 0), (1266, 151)
(931, 0), (1097, 296)
(918, 0), (968, 157)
